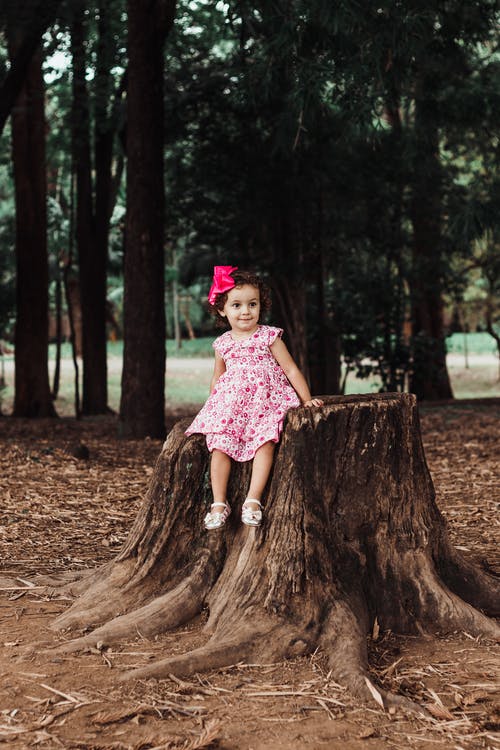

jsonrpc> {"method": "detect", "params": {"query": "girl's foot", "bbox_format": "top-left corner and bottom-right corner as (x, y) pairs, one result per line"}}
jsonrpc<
(204, 502), (231, 530)
(241, 499), (263, 527)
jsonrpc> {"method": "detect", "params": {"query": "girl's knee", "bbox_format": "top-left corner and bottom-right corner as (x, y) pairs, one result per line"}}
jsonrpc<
(211, 449), (231, 463)
(256, 441), (275, 456)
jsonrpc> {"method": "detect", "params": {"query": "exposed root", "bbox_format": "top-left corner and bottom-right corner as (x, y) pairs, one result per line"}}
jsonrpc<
(378, 686), (431, 717)
(51, 552), (217, 654)
(50, 559), (153, 632)
(40, 562), (117, 600)
(320, 598), (372, 699)
(320, 599), (428, 715)
(437, 540), (500, 617)
(24, 392), (497, 715)
(412, 554), (500, 639)
(122, 618), (315, 683)
(121, 637), (251, 682)
(0, 568), (93, 590)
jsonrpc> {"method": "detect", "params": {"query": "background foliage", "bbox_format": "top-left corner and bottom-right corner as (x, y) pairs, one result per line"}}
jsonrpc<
(0, 0), (499, 417)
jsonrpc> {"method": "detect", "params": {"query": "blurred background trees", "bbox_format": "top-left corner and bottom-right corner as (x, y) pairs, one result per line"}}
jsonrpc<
(0, 0), (499, 434)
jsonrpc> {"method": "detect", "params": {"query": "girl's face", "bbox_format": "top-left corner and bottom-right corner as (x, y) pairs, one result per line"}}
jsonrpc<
(220, 284), (260, 337)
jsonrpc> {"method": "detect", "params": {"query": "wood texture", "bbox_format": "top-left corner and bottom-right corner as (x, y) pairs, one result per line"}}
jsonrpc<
(51, 393), (499, 709)
(10, 43), (55, 417)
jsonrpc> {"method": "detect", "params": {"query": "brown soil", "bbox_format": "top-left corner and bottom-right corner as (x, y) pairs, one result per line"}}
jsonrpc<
(0, 403), (499, 750)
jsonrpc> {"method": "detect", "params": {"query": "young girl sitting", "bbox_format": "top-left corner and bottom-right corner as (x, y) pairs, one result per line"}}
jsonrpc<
(185, 266), (323, 530)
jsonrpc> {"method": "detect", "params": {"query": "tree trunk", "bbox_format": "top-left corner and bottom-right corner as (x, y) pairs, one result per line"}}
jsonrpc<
(382, 88), (407, 393)
(71, 4), (108, 415)
(9, 43), (56, 418)
(273, 276), (309, 378)
(0, 0), (61, 135)
(50, 394), (499, 710)
(308, 197), (342, 396)
(119, 0), (176, 438)
(485, 274), (500, 381)
(51, 270), (62, 399)
(409, 75), (453, 401)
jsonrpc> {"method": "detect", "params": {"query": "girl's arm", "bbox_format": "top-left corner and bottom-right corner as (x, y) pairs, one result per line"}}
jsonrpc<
(210, 351), (226, 393)
(270, 338), (323, 407)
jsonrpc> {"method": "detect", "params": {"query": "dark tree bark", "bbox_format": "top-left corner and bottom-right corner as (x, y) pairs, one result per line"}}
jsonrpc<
(119, 0), (176, 438)
(48, 394), (499, 711)
(71, 4), (108, 415)
(382, 84), (407, 394)
(308, 194), (343, 396)
(51, 269), (62, 399)
(308, 260), (343, 397)
(409, 75), (453, 401)
(484, 272), (500, 381)
(270, 184), (310, 378)
(0, 0), (61, 135)
(9, 43), (55, 418)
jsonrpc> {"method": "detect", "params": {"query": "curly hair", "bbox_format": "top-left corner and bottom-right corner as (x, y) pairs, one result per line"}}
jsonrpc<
(209, 269), (271, 328)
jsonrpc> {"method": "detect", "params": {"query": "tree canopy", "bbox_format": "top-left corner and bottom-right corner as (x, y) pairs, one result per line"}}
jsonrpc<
(0, 0), (499, 428)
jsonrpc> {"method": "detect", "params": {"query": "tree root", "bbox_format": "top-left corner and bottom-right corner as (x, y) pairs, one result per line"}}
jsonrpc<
(121, 637), (250, 682)
(407, 552), (500, 639)
(42, 562), (117, 599)
(50, 557), (172, 632)
(120, 595), (431, 717)
(23, 393), (499, 716)
(120, 620), (312, 682)
(320, 598), (429, 716)
(437, 540), (500, 616)
(50, 531), (228, 634)
(51, 549), (218, 653)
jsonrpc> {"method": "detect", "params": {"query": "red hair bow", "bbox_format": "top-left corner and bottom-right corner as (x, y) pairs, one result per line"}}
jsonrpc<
(208, 265), (238, 305)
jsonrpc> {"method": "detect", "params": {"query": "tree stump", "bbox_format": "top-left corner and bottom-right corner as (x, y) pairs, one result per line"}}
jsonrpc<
(51, 394), (499, 709)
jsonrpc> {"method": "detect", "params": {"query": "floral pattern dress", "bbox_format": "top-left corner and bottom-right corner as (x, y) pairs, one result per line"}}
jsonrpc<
(185, 325), (300, 461)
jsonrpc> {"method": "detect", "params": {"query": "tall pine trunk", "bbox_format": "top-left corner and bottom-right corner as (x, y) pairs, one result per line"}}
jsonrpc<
(271, 181), (309, 379)
(409, 75), (453, 401)
(119, 0), (176, 438)
(308, 193), (343, 396)
(0, 0), (61, 135)
(10, 43), (55, 418)
(383, 88), (407, 393)
(71, 4), (108, 415)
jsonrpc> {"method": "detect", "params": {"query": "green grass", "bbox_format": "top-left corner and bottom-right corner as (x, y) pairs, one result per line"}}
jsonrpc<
(166, 337), (215, 357)
(446, 331), (497, 355)
(42, 331), (498, 361)
(42, 337), (216, 361)
(1, 333), (498, 417)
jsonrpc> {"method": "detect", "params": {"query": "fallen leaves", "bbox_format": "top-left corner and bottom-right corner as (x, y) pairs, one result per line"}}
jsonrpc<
(0, 405), (498, 750)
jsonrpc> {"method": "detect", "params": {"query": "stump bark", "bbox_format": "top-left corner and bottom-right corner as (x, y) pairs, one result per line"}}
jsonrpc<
(50, 394), (500, 709)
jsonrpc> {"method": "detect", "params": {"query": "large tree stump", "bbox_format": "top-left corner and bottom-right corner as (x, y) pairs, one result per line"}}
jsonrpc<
(50, 394), (499, 709)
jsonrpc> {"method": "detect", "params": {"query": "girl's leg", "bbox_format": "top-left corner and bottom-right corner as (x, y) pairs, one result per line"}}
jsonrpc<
(210, 449), (232, 506)
(245, 441), (275, 510)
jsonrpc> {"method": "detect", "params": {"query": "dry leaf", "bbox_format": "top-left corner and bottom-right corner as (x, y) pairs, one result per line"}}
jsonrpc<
(183, 719), (221, 750)
(364, 677), (384, 708)
(463, 690), (489, 706)
(358, 727), (376, 739)
(426, 703), (454, 721)
(93, 705), (153, 725)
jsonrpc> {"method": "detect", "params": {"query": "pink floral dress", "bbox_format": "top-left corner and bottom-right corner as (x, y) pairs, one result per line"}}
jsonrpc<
(185, 325), (300, 461)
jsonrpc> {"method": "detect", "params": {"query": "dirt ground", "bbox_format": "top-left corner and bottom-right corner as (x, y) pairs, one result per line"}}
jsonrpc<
(0, 402), (499, 750)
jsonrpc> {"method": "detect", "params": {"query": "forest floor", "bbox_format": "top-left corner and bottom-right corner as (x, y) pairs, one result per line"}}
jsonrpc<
(0, 401), (499, 750)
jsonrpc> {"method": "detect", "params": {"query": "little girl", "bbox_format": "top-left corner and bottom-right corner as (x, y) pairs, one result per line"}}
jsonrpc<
(185, 266), (323, 530)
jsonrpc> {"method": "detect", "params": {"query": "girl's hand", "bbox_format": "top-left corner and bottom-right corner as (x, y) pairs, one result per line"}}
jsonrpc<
(302, 398), (324, 407)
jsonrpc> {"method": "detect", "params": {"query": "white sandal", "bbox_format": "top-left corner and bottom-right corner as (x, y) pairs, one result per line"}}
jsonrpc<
(204, 502), (231, 530)
(241, 499), (263, 527)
